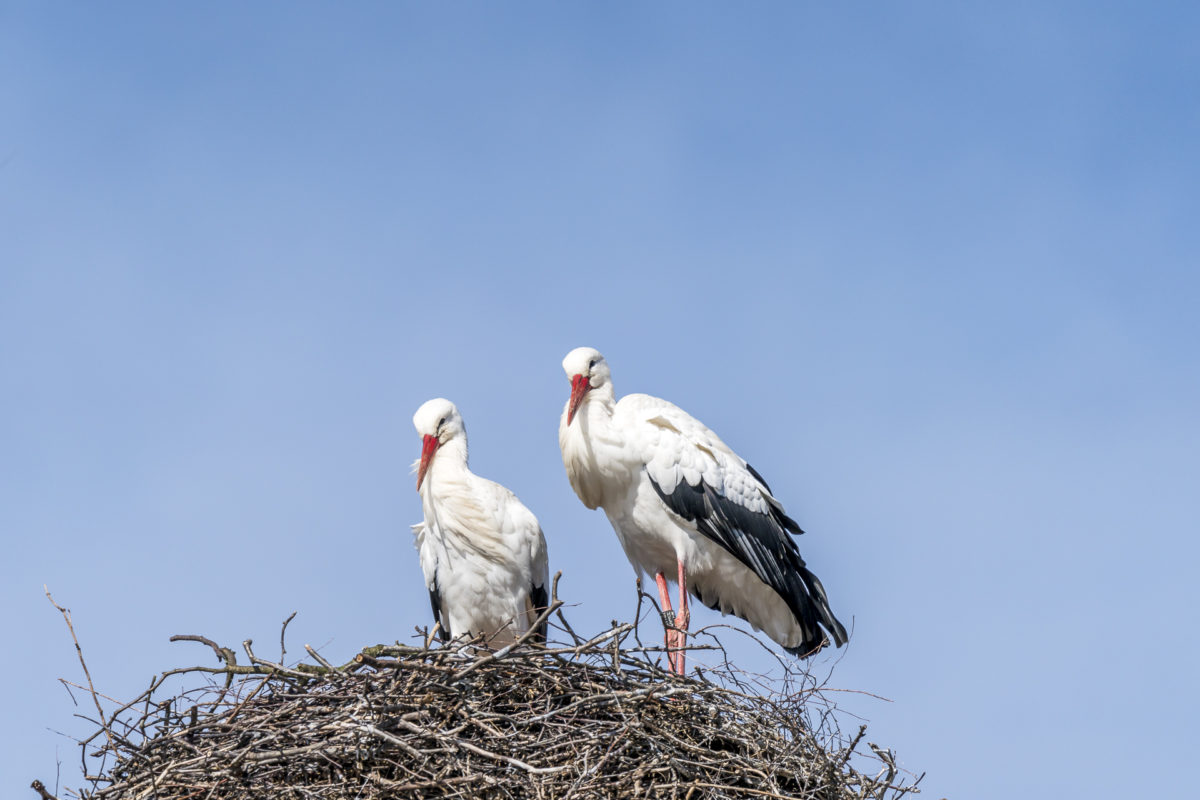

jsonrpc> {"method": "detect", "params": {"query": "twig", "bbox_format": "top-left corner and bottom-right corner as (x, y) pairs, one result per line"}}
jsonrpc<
(304, 644), (335, 671)
(30, 780), (59, 800)
(280, 611), (297, 662)
(452, 571), (565, 682)
(50, 596), (918, 800)
(45, 588), (114, 754)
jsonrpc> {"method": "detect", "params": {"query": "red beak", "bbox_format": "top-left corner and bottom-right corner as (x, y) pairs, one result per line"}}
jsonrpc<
(567, 373), (590, 426)
(416, 434), (439, 490)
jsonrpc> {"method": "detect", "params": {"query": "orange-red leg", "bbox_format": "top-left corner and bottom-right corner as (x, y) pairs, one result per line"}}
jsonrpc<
(654, 571), (679, 673)
(675, 559), (690, 675)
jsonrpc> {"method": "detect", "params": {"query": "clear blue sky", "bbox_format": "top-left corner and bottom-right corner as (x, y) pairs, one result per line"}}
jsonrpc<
(3, 3), (1197, 798)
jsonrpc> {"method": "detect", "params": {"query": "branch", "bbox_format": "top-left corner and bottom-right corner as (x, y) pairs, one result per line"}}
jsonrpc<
(45, 587), (113, 754)
(30, 780), (59, 800)
(452, 571), (565, 682)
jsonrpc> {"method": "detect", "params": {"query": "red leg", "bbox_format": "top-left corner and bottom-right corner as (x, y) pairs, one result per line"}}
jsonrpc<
(675, 559), (690, 676)
(654, 571), (679, 673)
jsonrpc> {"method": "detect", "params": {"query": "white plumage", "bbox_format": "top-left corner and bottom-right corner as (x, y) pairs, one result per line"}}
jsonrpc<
(558, 347), (846, 672)
(412, 398), (550, 647)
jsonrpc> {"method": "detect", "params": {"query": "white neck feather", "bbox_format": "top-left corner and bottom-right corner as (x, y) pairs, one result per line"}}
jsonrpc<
(559, 384), (628, 510)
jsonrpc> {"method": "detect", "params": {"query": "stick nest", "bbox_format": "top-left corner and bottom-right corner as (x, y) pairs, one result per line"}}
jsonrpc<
(42, 586), (922, 800)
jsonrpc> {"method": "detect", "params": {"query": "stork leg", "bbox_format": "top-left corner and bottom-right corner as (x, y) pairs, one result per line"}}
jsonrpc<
(654, 571), (679, 674)
(675, 559), (690, 676)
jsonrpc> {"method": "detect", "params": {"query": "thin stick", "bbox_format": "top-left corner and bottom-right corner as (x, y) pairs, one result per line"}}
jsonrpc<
(452, 571), (565, 682)
(52, 593), (920, 800)
(304, 644), (335, 671)
(280, 611), (297, 661)
(45, 587), (114, 753)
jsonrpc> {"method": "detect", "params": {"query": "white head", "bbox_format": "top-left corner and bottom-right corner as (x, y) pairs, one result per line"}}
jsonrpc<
(412, 398), (466, 490)
(561, 346), (611, 425)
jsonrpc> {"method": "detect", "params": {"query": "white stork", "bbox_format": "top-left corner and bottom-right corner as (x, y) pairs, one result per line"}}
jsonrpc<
(558, 347), (847, 674)
(412, 398), (550, 647)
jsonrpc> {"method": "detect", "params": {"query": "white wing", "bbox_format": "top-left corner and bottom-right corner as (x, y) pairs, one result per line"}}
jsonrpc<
(617, 394), (775, 511)
(494, 485), (551, 643)
(616, 394), (847, 653)
(411, 521), (448, 640)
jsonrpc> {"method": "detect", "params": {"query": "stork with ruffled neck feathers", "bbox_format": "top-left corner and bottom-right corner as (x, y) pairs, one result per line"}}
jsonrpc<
(413, 398), (549, 647)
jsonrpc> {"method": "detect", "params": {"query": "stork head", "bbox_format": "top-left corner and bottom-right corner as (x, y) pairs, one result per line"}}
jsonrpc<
(562, 346), (609, 425)
(412, 398), (464, 491)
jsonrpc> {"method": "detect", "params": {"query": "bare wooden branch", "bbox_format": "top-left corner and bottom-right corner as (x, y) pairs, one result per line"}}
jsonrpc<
(44, 588), (114, 756)
(279, 612), (297, 662)
(168, 635), (236, 667)
(303, 644), (334, 671)
(36, 603), (922, 800)
(30, 780), (60, 800)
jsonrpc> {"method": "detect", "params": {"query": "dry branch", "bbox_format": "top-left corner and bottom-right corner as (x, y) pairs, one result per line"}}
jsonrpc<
(37, 585), (922, 800)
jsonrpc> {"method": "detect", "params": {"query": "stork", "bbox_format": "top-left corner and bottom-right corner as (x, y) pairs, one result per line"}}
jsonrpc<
(413, 398), (550, 647)
(558, 347), (847, 674)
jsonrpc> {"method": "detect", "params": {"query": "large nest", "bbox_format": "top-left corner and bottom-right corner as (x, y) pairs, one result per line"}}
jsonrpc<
(38, 582), (922, 800)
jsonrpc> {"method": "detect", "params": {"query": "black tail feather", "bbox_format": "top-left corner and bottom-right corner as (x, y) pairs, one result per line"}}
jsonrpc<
(779, 561), (848, 658)
(530, 582), (549, 646)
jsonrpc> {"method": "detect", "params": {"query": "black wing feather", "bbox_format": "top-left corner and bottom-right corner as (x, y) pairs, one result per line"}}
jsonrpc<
(744, 462), (774, 496)
(529, 581), (549, 645)
(428, 576), (450, 642)
(649, 470), (847, 656)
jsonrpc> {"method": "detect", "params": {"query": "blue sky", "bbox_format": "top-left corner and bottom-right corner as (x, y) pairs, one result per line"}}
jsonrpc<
(3, 3), (1198, 798)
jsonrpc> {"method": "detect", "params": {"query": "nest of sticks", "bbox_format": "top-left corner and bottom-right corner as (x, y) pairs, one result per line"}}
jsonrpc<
(37, 580), (923, 800)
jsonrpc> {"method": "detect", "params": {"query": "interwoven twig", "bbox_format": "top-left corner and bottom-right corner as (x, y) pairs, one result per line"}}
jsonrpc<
(38, 581), (922, 800)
